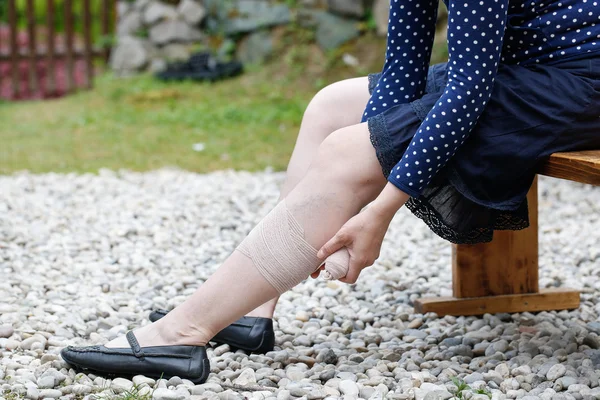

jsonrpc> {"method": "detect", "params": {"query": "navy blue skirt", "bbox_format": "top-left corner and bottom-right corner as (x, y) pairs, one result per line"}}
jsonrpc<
(367, 56), (600, 244)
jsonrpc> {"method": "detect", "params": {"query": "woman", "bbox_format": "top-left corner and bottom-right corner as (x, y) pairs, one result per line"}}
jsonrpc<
(61, 0), (600, 383)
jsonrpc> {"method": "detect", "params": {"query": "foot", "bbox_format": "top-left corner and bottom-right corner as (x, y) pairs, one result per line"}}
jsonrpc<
(148, 310), (275, 354)
(106, 310), (211, 349)
(61, 331), (210, 384)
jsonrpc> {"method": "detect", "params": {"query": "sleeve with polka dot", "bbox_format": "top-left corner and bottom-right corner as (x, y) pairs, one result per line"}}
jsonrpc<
(388, 0), (509, 198)
(361, 0), (439, 122)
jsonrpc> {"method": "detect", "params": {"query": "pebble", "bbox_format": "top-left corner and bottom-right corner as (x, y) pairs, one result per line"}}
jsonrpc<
(0, 172), (598, 399)
(554, 376), (578, 391)
(295, 311), (310, 322)
(133, 375), (157, 387)
(496, 364), (511, 378)
(339, 380), (360, 396)
(0, 325), (14, 339)
(153, 388), (179, 400)
(2, 339), (20, 350)
(38, 389), (62, 398)
(94, 377), (109, 387)
(292, 335), (311, 347)
(19, 334), (46, 350)
(547, 364), (567, 381)
(174, 387), (190, 399)
(111, 378), (134, 393)
(287, 385), (308, 397)
(588, 322), (600, 334)
(25, 387), (39, 400)
(37, 376), (56, 389)
(234, 368), (256, 385)
(493, 340), (509, 353)
(167, 376), (183, 387)
(583, 334), (600, 349)
(40, 354), (58, 364)
(286, 368), (305, 382)
(465, 372), (484, 384)
(213, 344), (231, 357)
(319, 369), (336, 382)
(512, 365), (532, 376)
(423, 390), (453, 400)
(316, 349), (338, 365)
(408, 318), (424, 329)
(71, 384), (92, 395)
(198, 383), (223, 393)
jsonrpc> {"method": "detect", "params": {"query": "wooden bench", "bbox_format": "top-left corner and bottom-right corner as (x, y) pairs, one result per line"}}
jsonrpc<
(414, 150), (600, 316)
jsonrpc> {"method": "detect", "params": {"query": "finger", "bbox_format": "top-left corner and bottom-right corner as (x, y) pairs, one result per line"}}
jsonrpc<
(317, 234), (346, 260)
(339, 256), (365, 284)
(339, 269), (361, 284)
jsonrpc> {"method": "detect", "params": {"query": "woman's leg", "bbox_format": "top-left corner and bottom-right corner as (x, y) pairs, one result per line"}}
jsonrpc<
(279, 77), (372, 195)
(108, 121), (390, 348)
(247, 77), (372, 318)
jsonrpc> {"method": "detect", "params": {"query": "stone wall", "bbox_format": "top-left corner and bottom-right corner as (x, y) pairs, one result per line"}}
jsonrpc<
(111, 0), (446, 76)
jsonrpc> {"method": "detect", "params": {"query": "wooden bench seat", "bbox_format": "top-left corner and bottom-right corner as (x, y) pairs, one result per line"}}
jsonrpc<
(539, 150), (600, 185)
(414, 150), (600, 316)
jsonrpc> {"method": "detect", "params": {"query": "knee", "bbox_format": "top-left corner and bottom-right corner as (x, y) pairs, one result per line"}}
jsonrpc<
(311, 129), (382, 193)
(303, 81), (357, 133)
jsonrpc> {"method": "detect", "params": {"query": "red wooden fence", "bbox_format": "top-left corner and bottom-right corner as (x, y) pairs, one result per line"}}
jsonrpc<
(0, 0), (115, 100)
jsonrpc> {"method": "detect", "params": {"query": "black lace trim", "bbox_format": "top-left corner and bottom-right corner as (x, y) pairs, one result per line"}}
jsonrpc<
(368, 73), (382, 95)
(410, 98), (429, 121)
(405, 196), (530, 244)
(368, 114), (397, 178)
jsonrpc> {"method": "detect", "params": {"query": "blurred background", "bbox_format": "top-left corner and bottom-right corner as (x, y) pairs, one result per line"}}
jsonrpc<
(0, 0), (449, 175)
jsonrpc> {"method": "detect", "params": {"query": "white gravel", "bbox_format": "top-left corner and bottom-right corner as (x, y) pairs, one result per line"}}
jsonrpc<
(1, 169), (599, 400)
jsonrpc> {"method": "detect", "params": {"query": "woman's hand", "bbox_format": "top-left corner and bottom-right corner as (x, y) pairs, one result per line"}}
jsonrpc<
(315, 183), (410, 283)
(315, 208), (391, 284)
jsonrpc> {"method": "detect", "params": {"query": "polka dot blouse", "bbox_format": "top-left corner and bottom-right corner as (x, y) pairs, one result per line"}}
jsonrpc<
(364, 0), (600, 198)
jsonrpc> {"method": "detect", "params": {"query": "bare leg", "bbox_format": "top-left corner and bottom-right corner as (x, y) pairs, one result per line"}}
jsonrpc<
(248, 77), (372, 318)
(280, 77), (372, 195)
(107, 121), (394, 348)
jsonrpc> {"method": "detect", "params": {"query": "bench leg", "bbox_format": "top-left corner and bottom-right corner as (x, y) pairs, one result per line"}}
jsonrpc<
(414, 177), (580, 316)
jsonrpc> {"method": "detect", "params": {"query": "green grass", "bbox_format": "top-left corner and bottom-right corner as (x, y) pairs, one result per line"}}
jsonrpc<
(91, 383), (154, 400)
(450, 377), (492, 400)
(0, 41), (369, 174)
(0, 31), (449, 175)
(0, 69), (314, 174)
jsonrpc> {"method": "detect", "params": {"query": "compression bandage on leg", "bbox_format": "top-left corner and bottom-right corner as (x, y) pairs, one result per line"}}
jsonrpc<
(321, 248), (350, 281)
(236, 200), (350, 294)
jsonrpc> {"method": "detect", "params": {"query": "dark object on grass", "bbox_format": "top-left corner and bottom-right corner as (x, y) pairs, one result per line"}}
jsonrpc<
(156, 51), (243, 82)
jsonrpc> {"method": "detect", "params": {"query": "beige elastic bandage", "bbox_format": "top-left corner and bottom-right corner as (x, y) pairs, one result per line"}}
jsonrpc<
(236, 200), (350, 294)
(320, 248), (350, 281)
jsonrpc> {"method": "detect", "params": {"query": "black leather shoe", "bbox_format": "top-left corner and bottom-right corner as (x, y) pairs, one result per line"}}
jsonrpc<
(61, 331), (210, 384)
(149, 310), (275, 354)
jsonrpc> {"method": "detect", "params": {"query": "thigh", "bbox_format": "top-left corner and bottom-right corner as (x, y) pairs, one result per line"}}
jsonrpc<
(303, 76), (372, 135)
(283, 77), (372, 193)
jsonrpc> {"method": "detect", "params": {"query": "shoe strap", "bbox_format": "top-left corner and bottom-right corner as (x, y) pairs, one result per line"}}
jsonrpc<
(126, 331), (145, 359)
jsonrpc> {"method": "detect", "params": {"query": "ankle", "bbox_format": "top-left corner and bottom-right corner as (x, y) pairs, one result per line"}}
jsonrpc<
(154, 319), (213, 347)
(245, 300), (277, 319)
(246, 310), (274, 319)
